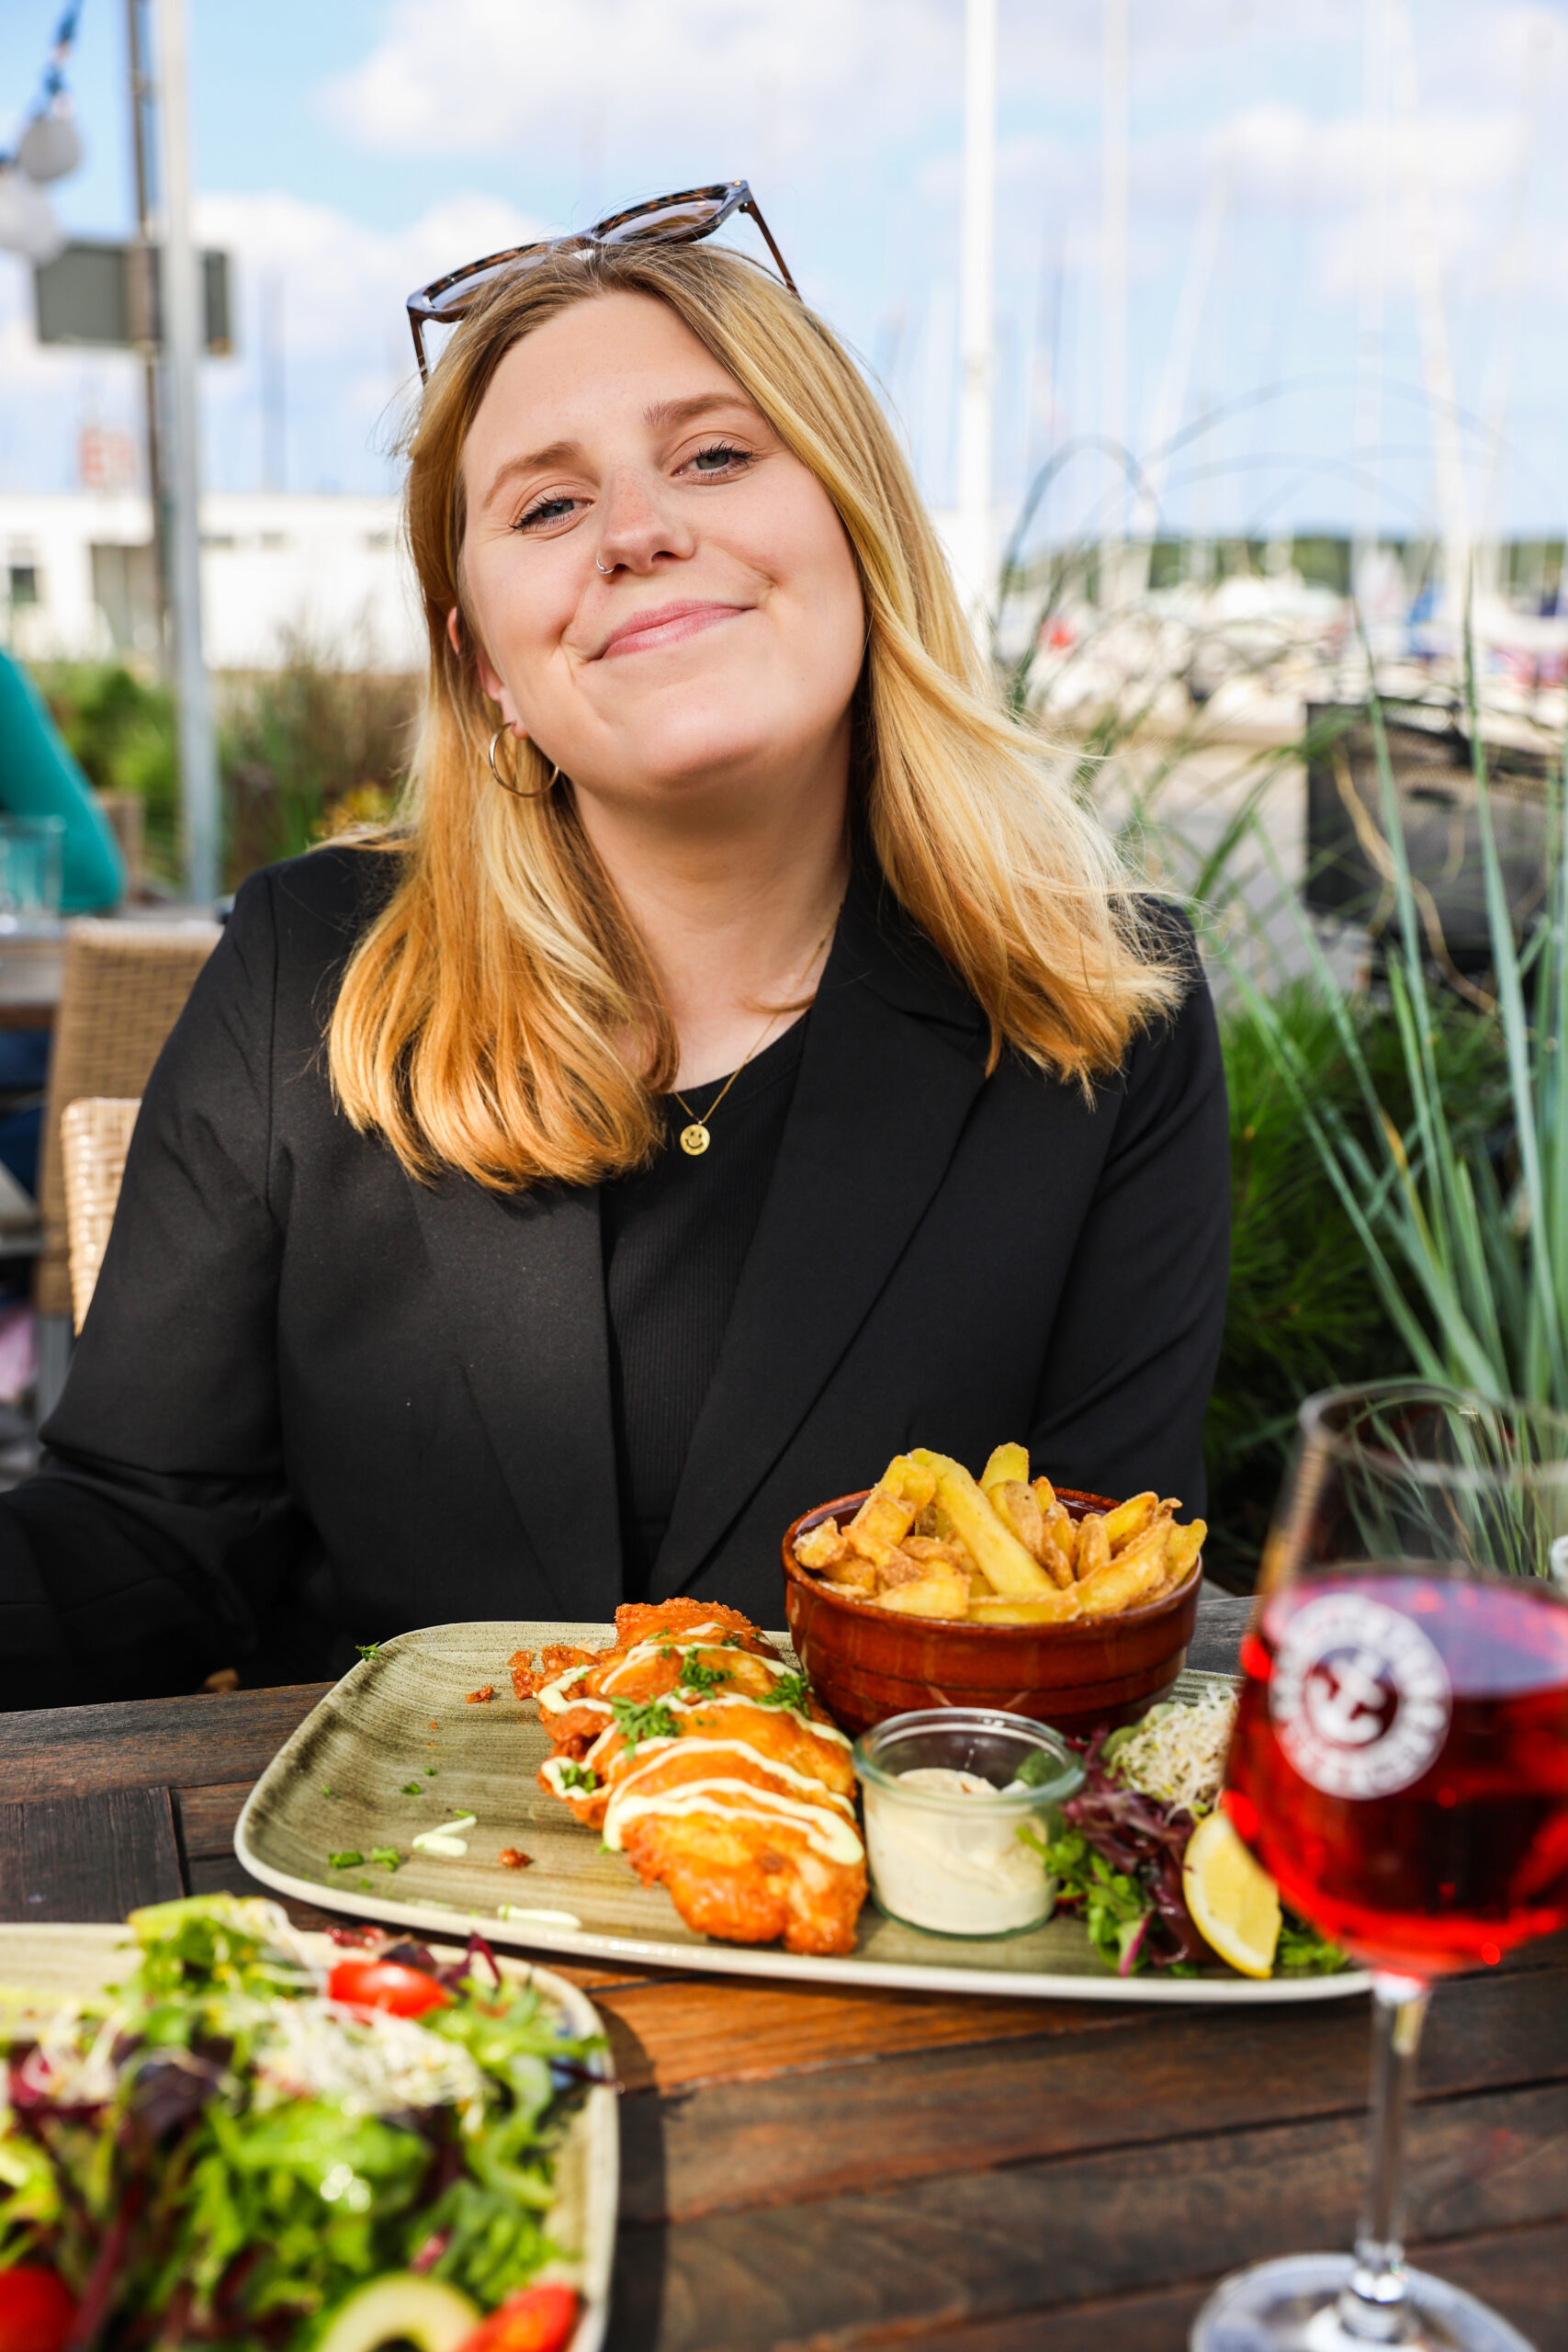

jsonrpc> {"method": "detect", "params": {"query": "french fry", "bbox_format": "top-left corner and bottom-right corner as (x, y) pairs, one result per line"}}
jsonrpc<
(875, 1560), (972, 1618)
(847, 1491), (917, 1556)
(1077, 1543), (1170, 1618)
(1089, 1510), (1173, 1585)
(1038, 1525), (1075, 1589)
(1074, 1512), (1111, 1581)
(1103, 1489), (1158, 1550)
(968, 1589), (1082, 1624)
(980, 1442), (1030, 1495)
(826, 1444), (1203, 1627)
(990, 1478), (1044, 1557)
(824, 1554), (878, 1592)
(905, 1535), (976, 1574)
(910, 1451), (1056, 1599)
(991, 1481), (1075, 1589)
(794, 1521), (847, 1572)
(1163, 1518), (1206, 1587)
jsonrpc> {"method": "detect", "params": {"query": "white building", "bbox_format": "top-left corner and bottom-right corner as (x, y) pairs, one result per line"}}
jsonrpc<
(0, 491), (423, 672)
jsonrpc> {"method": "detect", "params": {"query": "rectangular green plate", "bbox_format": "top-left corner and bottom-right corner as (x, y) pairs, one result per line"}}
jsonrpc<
(0, 1920), (617, 2352)
(236, 1622), (1370, 2006)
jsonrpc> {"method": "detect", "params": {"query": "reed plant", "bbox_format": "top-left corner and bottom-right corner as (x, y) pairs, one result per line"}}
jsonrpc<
(1205, 979), (1509, 1582)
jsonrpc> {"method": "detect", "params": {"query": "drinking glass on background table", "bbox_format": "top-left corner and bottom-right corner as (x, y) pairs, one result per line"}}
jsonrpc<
(1192, 1382), (1568, 2352)
(0, 814), (63, 933)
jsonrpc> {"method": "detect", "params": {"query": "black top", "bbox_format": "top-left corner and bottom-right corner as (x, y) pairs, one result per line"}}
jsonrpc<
(604, 1018), (806, 1599)
(0, 850), (1230, 1708)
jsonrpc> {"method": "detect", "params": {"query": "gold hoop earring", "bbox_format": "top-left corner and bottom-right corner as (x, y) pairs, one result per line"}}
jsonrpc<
(487, 727), (557, 801)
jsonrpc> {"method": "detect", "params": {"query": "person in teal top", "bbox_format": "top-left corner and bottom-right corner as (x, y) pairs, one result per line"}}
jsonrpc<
(0, 647), (126, 913)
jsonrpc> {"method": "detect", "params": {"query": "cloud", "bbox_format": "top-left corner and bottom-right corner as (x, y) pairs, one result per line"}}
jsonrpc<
(320, 0), (959, 186)
(194, 187), (549, 362)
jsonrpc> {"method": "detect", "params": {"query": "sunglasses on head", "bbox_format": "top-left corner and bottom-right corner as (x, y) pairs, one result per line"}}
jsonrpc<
(405, 179), (798, 381)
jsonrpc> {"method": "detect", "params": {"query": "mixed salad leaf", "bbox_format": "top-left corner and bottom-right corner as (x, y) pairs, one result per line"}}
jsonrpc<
(1024, 1700), (1348, 1978)
(0, 1895), (605, 2349)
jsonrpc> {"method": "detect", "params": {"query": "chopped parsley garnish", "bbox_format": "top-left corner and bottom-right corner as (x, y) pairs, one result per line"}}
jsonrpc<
(721, 1633), (747, 1648)
(610, 1696), (679, 1752)
(355, 1642), (382, 1663)
(400, 1781), (424, 1795)
(369, 1847), (400, 1872)
(320, 1785), (334, 1798)
(328, 1850), (363, 1870)
(753, 1669), (810, 1713)
(678, 1656), (731, 1694)
(558, 1761), (598, 1793)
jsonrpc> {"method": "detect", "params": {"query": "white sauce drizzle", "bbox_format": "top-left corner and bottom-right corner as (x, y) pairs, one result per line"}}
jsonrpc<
(578, 1689), (847, 1770)
(603, 1779), (864, 1865)
(411, 1813), (476, 1858)
(536, 1663), (610, 1719)
(603, 1738), (857, 1841)
(497, 1904), (583, 1928)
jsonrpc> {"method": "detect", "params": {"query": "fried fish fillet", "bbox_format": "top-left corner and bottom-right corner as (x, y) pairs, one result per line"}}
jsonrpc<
(520, 1600), (866, 1957)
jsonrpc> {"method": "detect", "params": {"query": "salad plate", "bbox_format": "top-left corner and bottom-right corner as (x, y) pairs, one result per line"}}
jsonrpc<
(236, 1622), (1371, 2005)
(0, 1917), (617, 2352)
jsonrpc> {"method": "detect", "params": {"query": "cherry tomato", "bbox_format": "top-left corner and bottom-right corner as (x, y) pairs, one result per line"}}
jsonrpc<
(326, 1958), (452, 2017)
(0, 2267), (76, 2352)
(455, 2283), (581, 2352)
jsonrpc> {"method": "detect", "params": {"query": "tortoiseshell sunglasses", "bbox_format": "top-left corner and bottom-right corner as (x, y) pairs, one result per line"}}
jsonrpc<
(405, 179), (798, 381)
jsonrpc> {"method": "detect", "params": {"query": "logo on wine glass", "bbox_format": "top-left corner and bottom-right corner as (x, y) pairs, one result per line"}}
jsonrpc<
(1269, 1592), (1451, 1798)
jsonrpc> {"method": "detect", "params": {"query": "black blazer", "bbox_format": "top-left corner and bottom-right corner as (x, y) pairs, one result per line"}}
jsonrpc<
(0, 848), (1229, 1707)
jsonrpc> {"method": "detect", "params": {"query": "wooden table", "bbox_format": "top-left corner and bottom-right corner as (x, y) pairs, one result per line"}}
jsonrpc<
(3, 1590), (1565, 2352)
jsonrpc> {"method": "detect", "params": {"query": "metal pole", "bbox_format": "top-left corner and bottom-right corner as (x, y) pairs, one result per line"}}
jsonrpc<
(1352, 0), (1389, 613)
(152, 0), (220, 904)
(956, 0), (996, 630)
(125, 0), (167, 666)
(1100, 0), (1128, 612)
(1389, 0), (1470, 622)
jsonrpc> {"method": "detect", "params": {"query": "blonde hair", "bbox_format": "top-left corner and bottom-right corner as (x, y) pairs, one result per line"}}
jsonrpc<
(329, 242), (1180, 1189)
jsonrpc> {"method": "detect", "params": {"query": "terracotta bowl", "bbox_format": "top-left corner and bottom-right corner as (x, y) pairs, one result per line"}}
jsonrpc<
(782, 1487), (1203, 1739)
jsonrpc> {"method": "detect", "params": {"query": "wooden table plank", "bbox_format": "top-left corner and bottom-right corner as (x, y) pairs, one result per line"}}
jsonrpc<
(1185, 1589), (1250, 1673)
(0, 1683), (332, 1797)
(592, 1976), (1107, 2096)
(615, 1957), (1568, 2224)
(0, 1790), (183, 1920)
(862, 2219), (1568, 2352)
(609, 2079), (1568, 2352)
(172, 1781), (256, 1859)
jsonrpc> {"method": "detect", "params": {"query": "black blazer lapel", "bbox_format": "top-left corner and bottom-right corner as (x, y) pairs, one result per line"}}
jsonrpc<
(408, 1174), (622, 1620)
(650, 878), (989, 1599)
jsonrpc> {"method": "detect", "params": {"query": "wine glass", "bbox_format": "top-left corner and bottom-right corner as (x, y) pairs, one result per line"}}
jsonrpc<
(1191, 1380), (1568, 2352)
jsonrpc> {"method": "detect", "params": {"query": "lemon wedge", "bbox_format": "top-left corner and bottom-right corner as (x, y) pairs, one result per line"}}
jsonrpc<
(1183, 1810), (1281, 1977)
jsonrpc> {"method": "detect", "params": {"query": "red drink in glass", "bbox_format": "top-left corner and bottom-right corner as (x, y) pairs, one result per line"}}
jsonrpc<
(1226, 1571), (1568, 1975)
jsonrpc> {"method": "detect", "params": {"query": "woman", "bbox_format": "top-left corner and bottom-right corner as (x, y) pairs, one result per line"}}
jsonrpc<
(0, 198), (1227, 1708)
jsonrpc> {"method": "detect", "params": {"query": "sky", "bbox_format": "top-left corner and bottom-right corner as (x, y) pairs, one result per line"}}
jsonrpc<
(2, 0), (1566, 551)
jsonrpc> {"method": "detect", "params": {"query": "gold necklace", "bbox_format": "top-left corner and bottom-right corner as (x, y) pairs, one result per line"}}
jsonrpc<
(671, 900), (842, 1159)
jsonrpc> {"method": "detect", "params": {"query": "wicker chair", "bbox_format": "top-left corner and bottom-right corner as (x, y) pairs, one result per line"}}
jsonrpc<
(60, 1096), (141, 1333)
(35, 919), (220, 1398)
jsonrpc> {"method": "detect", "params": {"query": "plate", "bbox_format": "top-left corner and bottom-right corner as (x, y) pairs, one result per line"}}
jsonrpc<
(0, 1920), (617, 2352)
(236, 1621), (1371, 2007)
